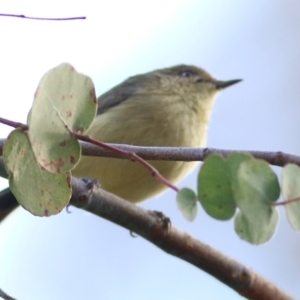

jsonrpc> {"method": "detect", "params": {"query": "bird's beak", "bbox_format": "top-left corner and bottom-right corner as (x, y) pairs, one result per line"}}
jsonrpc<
(214, 79), (242, 90)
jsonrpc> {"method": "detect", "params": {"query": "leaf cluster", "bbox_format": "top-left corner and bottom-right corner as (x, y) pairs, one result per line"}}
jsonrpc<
(177, 154), (300, 244)
(3, 63), (97, 216)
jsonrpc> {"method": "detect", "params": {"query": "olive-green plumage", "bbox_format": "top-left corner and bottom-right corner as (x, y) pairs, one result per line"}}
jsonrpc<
(72, 65), (241, 202)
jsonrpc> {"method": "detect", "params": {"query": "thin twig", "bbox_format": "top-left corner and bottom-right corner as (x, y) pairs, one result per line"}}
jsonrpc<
(273, 196), (300, 206)
(0, 13), (86, 21)
(68, 141), (300, 167)
(1, 137), (300, 167)
(0, 117), (28, 131)
(80, 144), (300, 167)
(69, 141), (300, 167)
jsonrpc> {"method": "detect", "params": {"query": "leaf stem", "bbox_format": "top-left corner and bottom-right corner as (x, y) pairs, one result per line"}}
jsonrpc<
(72, 131), (179, 193)
(273, 196), (300, 206)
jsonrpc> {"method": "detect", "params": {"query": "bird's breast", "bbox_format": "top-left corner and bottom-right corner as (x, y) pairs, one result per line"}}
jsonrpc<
(72, 92), (216, 202)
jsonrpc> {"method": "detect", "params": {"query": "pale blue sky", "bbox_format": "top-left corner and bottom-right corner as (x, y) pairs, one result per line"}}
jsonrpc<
(0, 1), (300, 299)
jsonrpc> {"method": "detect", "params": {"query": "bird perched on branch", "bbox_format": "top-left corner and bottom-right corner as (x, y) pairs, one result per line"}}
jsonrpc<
(0, 64), (241, 222)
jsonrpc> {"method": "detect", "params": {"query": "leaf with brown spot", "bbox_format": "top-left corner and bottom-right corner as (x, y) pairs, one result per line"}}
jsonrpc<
(3, 129), (71, 217)
(28, 63), (97, 173)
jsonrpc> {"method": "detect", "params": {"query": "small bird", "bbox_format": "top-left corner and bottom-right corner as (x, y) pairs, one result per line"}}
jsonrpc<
(0, 65), (241, 221)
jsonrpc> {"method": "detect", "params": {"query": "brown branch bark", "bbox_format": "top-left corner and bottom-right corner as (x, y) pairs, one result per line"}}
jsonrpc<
(0, 138), (300, 167)
(70, 177), (293, 300)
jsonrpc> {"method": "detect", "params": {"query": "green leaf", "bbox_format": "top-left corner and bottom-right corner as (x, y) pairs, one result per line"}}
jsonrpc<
(233, 159), (280, 244)
(282, 164), (300, 230)
(3, 129), (71, 216)
(176, 188), (198, 221)
(227, 153), (253, 180)
(28, 63), (97, 173)
(234, 210), (278, 244)
(198, 154), (236, 220)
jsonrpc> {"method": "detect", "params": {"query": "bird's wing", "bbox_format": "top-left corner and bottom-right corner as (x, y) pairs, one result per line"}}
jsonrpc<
(97, 81), (138, 115)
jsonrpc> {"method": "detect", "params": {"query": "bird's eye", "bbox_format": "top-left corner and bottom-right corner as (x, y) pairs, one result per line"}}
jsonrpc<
(180, 71), (194, 78)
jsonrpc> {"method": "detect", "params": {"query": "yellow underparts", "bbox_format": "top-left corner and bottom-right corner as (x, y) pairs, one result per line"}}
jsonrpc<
(72, 93), (216, 203)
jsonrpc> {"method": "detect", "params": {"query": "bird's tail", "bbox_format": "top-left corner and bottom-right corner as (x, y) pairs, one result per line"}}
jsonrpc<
(0, 188), (19, 223)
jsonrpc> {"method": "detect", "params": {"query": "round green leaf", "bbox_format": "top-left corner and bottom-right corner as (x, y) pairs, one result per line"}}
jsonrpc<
(3, 129), (71, 216)
(234, 210), (278, 245)
(198, 154), (236, 220)
(227, 153), (253, 179)
(238, 159), (280, 202)
(176, 188), (198, 221)
(234, 159), (280, 244)
(28, 63), (97, 173)
(282, 164), (300, 230)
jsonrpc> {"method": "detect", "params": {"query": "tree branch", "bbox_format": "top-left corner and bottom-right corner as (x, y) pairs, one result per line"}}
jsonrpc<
(70, 177), (293, 300)
(0, 147), (294, 299)
(1, 138), (299, 167)
(0, 288), (17, 300)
